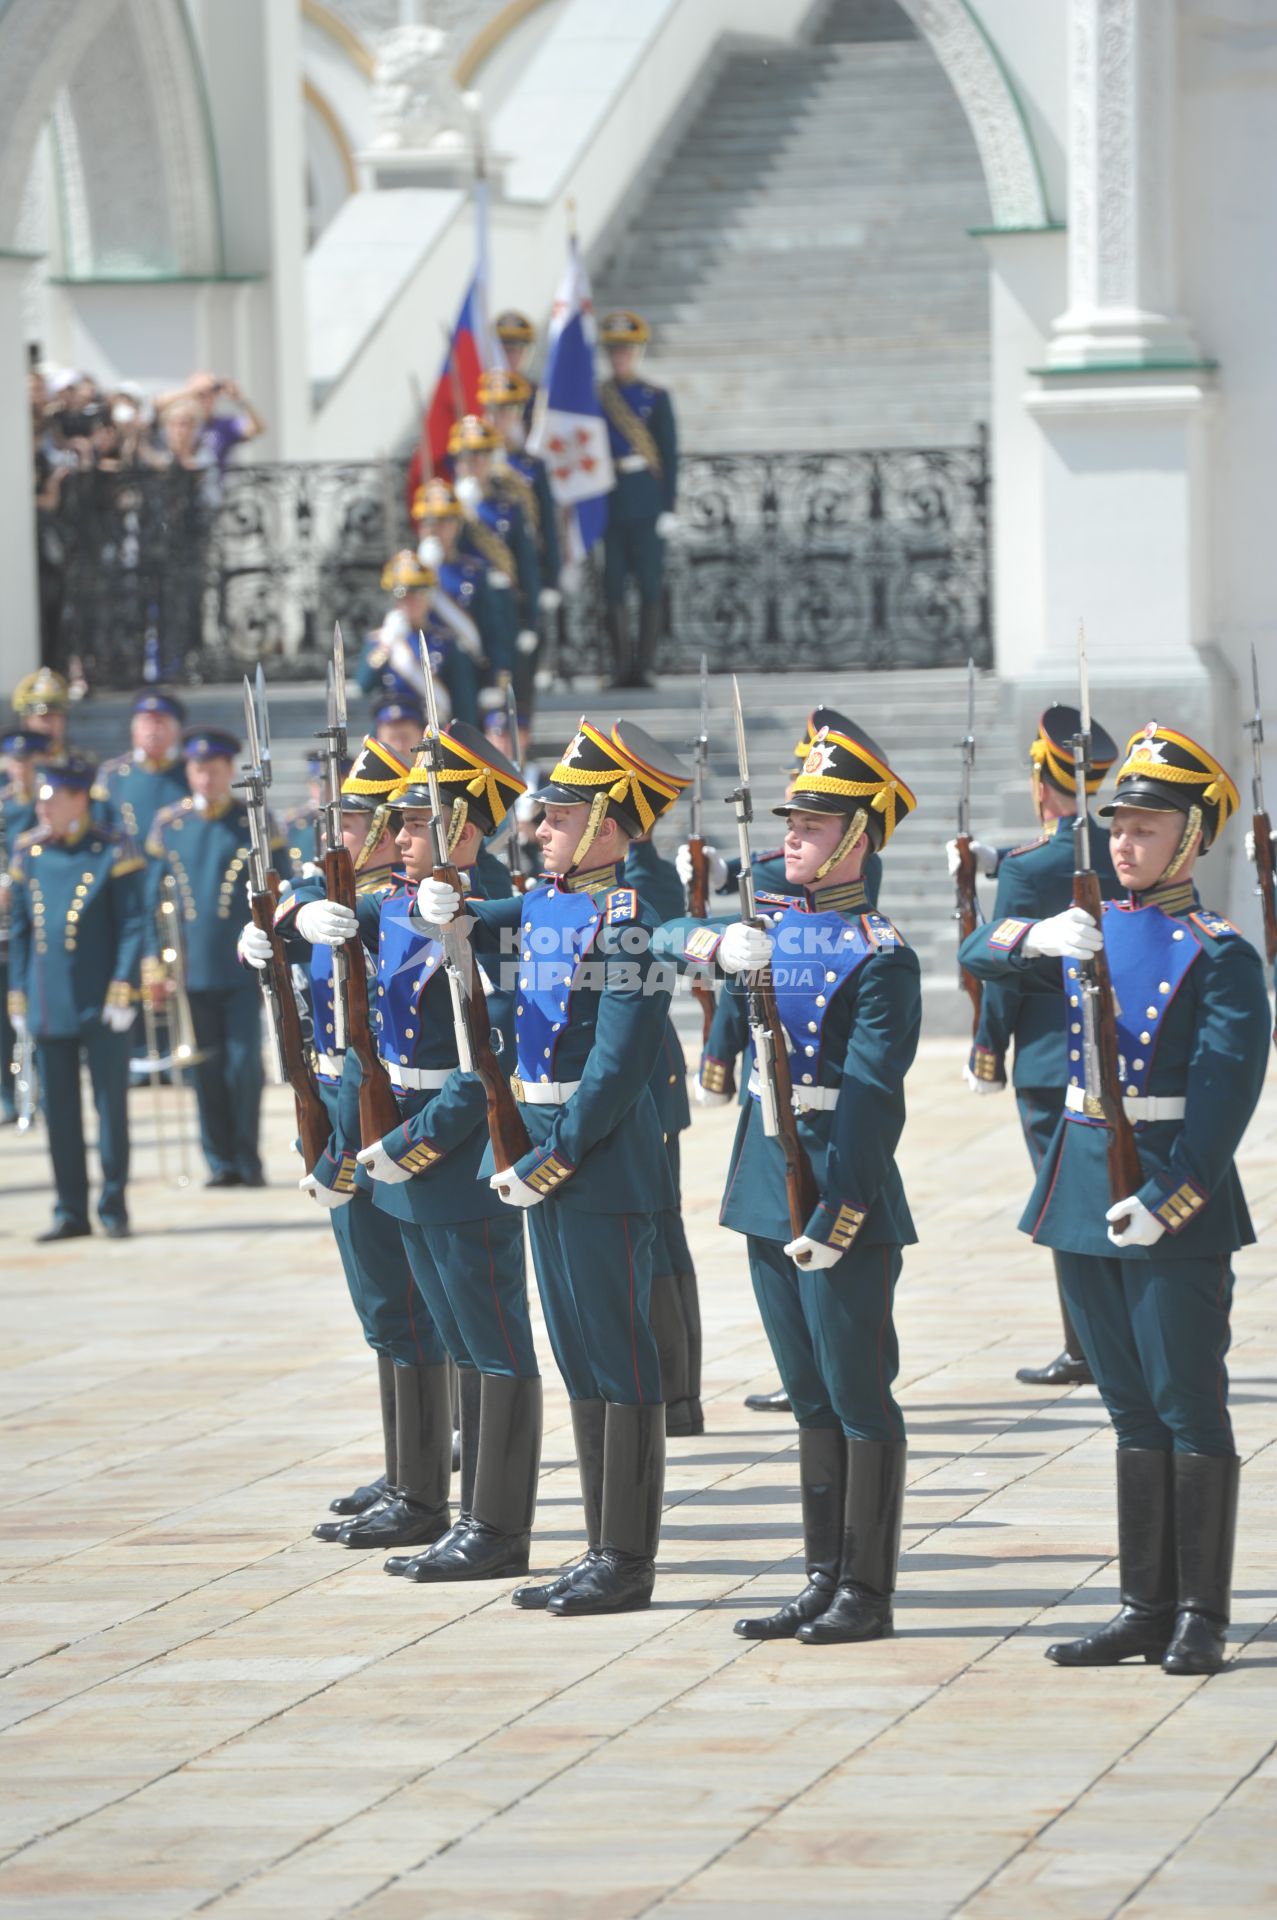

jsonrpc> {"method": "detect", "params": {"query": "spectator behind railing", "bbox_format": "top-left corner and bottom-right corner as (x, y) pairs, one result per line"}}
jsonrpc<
(152, 373), (265, 473)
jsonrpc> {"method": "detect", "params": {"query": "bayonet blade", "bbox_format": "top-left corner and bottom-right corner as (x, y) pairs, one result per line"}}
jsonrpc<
(1251, 644), (1264, 744)
(419, 630), (443, 741)
(699, 652), (709, 744)
(966, 656), (975, 742)
(242, 675), (259, 773)
(731, 675), (750, 790)
(1077, 620), (1091, 741)
(255, 662), (272, 787)
(332, 623), (348, 739)
(504, 680), (521, 775)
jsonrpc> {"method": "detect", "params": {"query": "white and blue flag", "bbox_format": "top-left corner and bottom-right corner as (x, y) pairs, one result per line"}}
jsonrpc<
(528, 238), (614, 556)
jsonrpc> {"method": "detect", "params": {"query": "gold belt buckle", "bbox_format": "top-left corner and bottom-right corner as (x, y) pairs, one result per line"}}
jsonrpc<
(511, 1073), (526, 1104)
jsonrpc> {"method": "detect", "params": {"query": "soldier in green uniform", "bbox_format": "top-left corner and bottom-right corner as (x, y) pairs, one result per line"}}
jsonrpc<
(146, 728), (290, 1188)
(418, 719), (690, 1615)
(597, 310), (678, 690)
(7, 756), (146, 1239)
(948, 705), (1120, 1388)
(243, 736), (453, 1537)
(1, 729), (42, 1125)
(960, 723), (1270, 1676)
(661, 718), (921, 1645)
(92, 691), (189, 843)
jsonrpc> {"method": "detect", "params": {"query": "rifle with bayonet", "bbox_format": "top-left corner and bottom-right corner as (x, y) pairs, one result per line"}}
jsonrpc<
(686, 651), (723, 1058)
(953, 656), (982, 1033)
(503, 679), (530, 894)
(319, 624), (402, 1145)
(729, 676), (819, 1249)
(236, 672), (329, 1170)
(417, 634), (531, 1172)
(1245, 645), (1277, 966)
(1071, 625), (1142, 1231)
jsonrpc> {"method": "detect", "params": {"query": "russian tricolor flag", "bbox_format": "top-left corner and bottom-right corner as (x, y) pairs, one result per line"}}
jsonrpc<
(407, 276), (487, 506)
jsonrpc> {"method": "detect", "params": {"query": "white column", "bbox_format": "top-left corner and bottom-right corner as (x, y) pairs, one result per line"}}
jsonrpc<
(1049, 0), (1199, 368)
(185, 0), (310, 458)
(0, 252), (41, 685)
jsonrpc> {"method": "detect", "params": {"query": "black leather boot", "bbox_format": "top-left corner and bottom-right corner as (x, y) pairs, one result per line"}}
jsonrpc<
(735, 1427), (846, 1640)
(1046, 1449), (1175, 1666)
(744, 1386), (792, 1414)
(387, 1366), (481, 1575)
(632, 601), (661, 689)
(650, 1269), (695, 1438)
(339, 1361), (451, 1548)
(407, 1375), (543, 1582)
(1163, 1452), (1240, 1676)
(604, 608), (631, 690)
(797, 1439), (906, 1644)
(1016, 1270), (1094, 1386)
(512, 1398), (605, 1609)
(313, 1354), (400, 1540)
(547, 1402), (665, 1615)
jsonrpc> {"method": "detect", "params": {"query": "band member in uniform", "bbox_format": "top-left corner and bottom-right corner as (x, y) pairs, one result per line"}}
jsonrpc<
(1, 729), (42, 1125)
(418, 719), (690, 1615)
(7, 755), (145, 1238)
(949, 705), (1119, 1387)
(597, 310), (677, 690)
(961, 723), (1270, 1675)
(282, 750), (324, 870)
(372, 699), (426, 768)
(243, 737), (450, 1538)
(11, 668), (72, 764)
(665, 719), (921, 1645)
(92, 691), (189, 842)
(146, 728), (289, 1188)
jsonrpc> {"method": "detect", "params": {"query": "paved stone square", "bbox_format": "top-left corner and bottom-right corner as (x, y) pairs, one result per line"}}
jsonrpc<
(1, 1041), (1274, 1918)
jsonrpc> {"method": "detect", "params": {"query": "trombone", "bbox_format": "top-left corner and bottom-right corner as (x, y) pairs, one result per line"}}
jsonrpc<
(143, 873), (201, 1187)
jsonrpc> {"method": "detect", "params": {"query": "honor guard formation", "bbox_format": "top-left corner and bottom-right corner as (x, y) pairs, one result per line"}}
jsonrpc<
(6, 613), (1275, 1680)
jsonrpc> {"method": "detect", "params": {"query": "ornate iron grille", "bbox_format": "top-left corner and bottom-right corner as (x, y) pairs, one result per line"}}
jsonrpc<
(43, 433), (989, 686)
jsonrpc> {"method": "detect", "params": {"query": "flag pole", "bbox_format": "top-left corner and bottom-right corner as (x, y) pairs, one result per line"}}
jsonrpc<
(465, 90), (495, 368)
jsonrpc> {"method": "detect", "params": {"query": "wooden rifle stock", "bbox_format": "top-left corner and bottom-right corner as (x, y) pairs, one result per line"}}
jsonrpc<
(1253, 808), (1277, 965)
(433, 860), (531, 1172)
(249, 885), (329, 1169)
(747, 934), (819, 1241)
(323, 845), (402, 1145)
(1073, 868), (1143, 1223)
(686, 834), (721, 1055)
(954, 832), (982, 1034)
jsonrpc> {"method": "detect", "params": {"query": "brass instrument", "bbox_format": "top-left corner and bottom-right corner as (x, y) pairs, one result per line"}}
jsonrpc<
(151, 872), (200, 1186)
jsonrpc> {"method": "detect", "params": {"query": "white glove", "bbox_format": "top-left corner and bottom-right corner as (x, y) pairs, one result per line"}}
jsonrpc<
(945, 836), (998, 879)
(238, 923), (274, 970)
(295, 900), (358, 946)
(558, 559), (583, 595)
(695, 1081), (731, 1108)
(962, 1063), (1005, 1096)
(356, 1140), (413, 1185)
(719, 921), (774, 974)
(455, 474), (482, 511)
(1023, 907), (1102, 961)
(489, 1168), (543, 1209)
(538, 587), (561, 612)
(10, 1010), (27, 1038)
(299, 1172), (353, 1212)
(655, 511), (679, 539)
(1105, 1195), (1165, 1249)
(417, 534), (444, 569)
(675, 842), (729, 890)
(101, 1003), (137, 1033)
(784, 1234), (842, 1271)
(516, 628), (539, 656)
(416, 877), (462, 926)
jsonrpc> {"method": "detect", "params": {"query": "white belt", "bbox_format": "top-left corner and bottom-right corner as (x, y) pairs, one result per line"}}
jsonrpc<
(512, 1075), (582, 1105)
(1066, 1086), (1185, 1121)
(315, 1051), (342, 1079)
(617, 454), (649, 473)
(749, 1073), (839, 1114)
(384, 1062), (451, 1091)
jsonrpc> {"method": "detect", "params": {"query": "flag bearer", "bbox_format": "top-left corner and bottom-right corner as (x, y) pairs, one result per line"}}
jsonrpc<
(597, 310), (678, 690)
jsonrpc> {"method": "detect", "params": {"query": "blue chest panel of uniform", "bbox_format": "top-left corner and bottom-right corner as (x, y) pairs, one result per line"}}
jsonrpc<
(479, 498), (516, 541)
(375, 891), (444, 1063)
(508, 452), (539, 487)
(765, 904), (876, 1083)
(607, 382), (657, 454)
(1103, 903), (1200, 1093)
(438, 559), (479, 608)
(514, 885), (602, 1084)
(309, 943), (338, 1076)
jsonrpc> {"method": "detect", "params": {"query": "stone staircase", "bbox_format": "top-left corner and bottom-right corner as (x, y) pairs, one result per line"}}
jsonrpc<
(69, 667), (1033, 1038)
(592, 0), (991, 452)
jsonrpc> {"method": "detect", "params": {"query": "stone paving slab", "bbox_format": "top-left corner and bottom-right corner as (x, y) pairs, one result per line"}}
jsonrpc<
(0, 1040), (1274, 1918)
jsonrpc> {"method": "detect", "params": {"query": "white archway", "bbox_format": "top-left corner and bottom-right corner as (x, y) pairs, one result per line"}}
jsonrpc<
(896, 0), (1050, 229)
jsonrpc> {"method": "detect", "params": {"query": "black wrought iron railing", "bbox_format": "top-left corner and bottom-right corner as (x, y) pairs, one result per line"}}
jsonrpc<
(38, 432), (990, 687)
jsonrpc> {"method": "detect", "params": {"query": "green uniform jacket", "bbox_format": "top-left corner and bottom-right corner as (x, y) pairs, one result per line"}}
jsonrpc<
(8, 822), (146, 1036)
(146, 798), (290, 992)
(92, 752), (189, 846)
